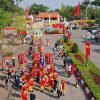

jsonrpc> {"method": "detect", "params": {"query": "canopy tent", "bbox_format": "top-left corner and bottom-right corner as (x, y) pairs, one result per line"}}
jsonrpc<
(4, 27), (17, 35)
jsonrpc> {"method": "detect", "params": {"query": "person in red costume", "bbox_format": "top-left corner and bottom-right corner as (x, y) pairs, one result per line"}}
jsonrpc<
(21, 83), (29, 93)
(53, 71), (58, 80)
(48, 74), (54, 92)
(21, 90), (28, 100)
(28, 78), (34, 91)
(40, 76), (46, 92)
(42, 68), (46, 77)
(61, 80), (66, 96)
(49, 65), (54, 75)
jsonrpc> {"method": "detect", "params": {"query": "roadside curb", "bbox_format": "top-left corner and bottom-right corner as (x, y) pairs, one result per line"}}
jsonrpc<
(75, 67), (96, 100)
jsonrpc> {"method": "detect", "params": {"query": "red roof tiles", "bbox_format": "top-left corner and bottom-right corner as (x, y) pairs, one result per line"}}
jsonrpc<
(36, 12), (62, 18)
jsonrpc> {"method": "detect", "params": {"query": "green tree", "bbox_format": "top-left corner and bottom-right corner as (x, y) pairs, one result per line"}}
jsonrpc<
(82, 0), (90, 19)
(80, 3), (86, 19)
(29, 3), (49, 15)
(91, 0), (100, 7)
(59, 4), (75, 20)
(0, 9), (12, 31)
(91, 0), (100, 20)
(0, 0), (24, 32)
(15, 0), (23, 5)
(0, 0), (24, 13)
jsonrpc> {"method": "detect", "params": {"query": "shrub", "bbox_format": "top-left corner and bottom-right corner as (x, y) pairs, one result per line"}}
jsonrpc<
(63, 36), (68, 43)
(72, 42), (78, 53)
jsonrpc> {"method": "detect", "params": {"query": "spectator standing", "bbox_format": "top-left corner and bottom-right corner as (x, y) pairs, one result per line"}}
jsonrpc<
(12, 57), (16, 67)
(57, 81), (62, 98)
(61, 80), (66, 96)
(54, 65), (57, 72)
(53, 77), (58, 94)
(4, 76), (9, 89)
(67, 63), (71, 77)
(30, 90), (36, 100)
(53, 47), (56, 55)
(76, 71), (81, 88)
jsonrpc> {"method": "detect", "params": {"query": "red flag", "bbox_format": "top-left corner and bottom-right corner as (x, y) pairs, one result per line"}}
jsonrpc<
(25, 5), (29, 18)
(85, 41), (91, 59)
(74, 2), (80, 17)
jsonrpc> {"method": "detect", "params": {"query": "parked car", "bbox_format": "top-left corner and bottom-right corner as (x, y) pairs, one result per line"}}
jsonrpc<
(96, 28), (100, 33)
(82, 32), (95, 40)
(95, 33), (100, 42)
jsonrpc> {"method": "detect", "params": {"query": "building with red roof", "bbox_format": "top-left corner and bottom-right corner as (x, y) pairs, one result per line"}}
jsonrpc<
(35, 12), (63, 23)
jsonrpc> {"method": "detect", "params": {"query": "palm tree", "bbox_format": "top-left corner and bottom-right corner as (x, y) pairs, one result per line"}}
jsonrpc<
(82, 0), (90, 19)
(91, 0), (100, 19)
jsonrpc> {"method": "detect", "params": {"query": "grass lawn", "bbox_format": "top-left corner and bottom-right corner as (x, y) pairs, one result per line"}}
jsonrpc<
(60, 37), (100, 100)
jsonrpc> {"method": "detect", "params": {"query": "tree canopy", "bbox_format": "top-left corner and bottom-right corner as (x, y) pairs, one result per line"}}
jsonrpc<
(0, 0), (24, 32)
(59, 5), (75, 20)
(29, 3), (49, 15)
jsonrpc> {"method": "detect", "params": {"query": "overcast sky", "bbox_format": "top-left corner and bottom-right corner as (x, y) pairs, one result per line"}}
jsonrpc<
(19, 0), (84, 9)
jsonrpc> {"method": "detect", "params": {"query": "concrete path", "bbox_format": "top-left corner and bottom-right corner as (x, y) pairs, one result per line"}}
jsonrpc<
(70, 29), (100, 69)
(9, 34), (87, 100)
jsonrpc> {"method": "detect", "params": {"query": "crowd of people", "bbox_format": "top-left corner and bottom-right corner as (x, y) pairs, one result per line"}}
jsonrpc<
(1, 35), (81, 100)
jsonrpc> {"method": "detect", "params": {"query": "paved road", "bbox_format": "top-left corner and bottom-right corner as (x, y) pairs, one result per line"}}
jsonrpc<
(71, 29), (100, 69)
(9, 34), (87, 100)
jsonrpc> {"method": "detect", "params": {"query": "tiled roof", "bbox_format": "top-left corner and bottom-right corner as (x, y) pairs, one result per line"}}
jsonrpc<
(36, 12), (62, 18)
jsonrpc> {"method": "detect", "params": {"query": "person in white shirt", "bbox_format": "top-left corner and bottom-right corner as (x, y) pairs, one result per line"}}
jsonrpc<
(54, 65), (57, 72)
(68, 63), (71, 77)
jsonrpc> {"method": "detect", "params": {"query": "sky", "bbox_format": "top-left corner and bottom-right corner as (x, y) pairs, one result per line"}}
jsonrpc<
(19, 0), (84, 10)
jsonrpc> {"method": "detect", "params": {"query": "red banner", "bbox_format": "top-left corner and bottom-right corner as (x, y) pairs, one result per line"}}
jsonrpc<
(53, 23), (63, 28)
(85, 41), (91, 59)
